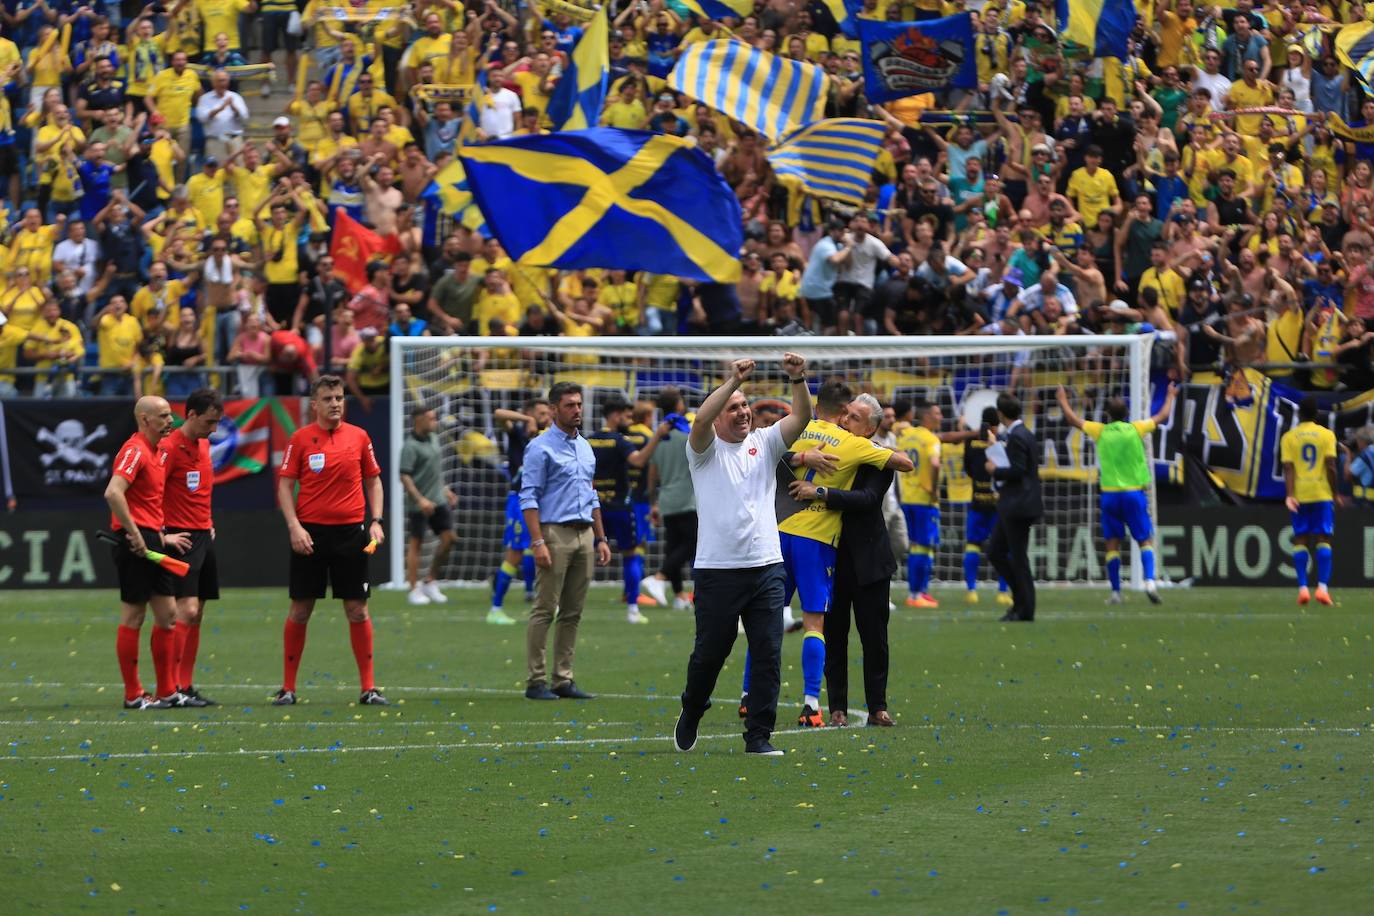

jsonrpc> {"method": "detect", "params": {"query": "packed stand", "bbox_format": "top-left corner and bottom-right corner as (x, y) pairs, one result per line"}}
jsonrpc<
(0, 0), (1373, 400)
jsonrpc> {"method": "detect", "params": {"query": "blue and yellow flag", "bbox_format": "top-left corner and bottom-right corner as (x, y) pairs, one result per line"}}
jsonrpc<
(421, 159), (490, 245)
(459, 69), (488, 146)
(1055, 0), (1135, 59)
(460, 128), (743, 283)
(546, 6), (609, 131)
(856, 13), (978, 104)
(766, 118), (885, 206)
(668, 39), (828, 142)
(678, 0), (751, 21)
(1337, 22), (1374, 91)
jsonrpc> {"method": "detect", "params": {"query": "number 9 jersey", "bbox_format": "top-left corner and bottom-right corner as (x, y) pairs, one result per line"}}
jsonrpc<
(895, 425), (940, 506)
(1280, 420), (1337, 505)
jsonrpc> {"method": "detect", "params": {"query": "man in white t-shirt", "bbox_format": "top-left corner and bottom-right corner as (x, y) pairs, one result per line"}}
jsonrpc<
(675, 352), (812, 758)
(833, 213), (897, 335)
(479, 83), (523, 140)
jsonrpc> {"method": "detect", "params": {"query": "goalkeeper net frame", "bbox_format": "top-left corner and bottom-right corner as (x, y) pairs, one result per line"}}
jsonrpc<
(387, 335), (1155, 592)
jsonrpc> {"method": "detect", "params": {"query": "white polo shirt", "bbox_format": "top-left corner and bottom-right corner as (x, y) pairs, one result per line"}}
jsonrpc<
(688, 423), (787, 569)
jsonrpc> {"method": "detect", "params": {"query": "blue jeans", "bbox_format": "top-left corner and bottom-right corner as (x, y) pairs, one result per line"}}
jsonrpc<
(165, 370), (205, 400)
(99, 373), (133, 397)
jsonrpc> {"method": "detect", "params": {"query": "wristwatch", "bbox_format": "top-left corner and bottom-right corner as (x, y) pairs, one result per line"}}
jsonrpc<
(815, 486), (828, 502)
(788, 374), (807, 384)
(371, 518), (384, 527)
(594, 537), (608, 545)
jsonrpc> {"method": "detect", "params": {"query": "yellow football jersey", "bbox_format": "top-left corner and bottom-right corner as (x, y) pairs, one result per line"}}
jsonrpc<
(777, 419), (893, 547)
(1280, 421), (1337, 504)
(896, 425), (941, 506)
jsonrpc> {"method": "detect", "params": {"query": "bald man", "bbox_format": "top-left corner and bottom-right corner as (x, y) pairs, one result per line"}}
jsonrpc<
(105, 397), (194, 709)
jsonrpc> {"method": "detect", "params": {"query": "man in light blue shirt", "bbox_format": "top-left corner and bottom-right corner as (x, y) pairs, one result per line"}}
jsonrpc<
(799, 218), (852, 333)
(520, 381), (612, 701)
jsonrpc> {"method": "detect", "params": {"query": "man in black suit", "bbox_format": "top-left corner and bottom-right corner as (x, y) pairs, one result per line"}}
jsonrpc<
(984, 393), (1043, 622)
(787, 394), (897, 727)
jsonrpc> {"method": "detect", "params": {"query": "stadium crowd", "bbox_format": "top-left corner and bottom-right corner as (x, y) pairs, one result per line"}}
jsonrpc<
(1, 0), (1374, 401)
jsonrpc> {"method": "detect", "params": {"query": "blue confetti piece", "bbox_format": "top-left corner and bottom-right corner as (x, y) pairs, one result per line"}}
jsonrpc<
(871, 890), (880, 896)
(313, 785), (327, 791)
(1309, 866), (1325, 874)
(538, 829), (548, 837)
(673, 876), (684, 882)
(510, 870), (525, 877)
(273, 799), (285, 806)
(91, 828), (102, 834)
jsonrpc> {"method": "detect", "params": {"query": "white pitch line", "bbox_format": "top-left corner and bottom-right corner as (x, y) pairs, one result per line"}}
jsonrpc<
(0, 726), (820, 763)
(0, 719), (640, 728)
(0, 682), (705, 703)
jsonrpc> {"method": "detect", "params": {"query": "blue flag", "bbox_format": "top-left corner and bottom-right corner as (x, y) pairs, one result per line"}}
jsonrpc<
(767, 118), (886, 206)
(1056, 0), (1136, 59)
(460, 128), (743, 283)
(545, 6), (609, 131)
(668, 39), (828, 142)
(856, 13), (977, 104)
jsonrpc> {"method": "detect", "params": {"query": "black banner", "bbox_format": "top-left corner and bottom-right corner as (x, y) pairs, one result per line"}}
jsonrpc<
(1, 400), (137, 498)
(1155, 504), (1372, 588)
(0, 511), (291, 590)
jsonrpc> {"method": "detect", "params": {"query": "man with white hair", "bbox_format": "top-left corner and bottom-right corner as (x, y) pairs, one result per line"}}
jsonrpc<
(787, 394), (898, 727)
(195, 70), (249, 166)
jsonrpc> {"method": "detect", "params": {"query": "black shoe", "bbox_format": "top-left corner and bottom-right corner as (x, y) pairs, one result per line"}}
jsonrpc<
(674, 708), (701, 752)
(359, 688), (388, 706)
(147, 692), (189, 709)
(123, 692), (154, 710)
(785, 618), (804, 633)
(553, 681), (595, 699)
(999, 611), (1030, 622)
(177, 689), (210, 708)
(272, 688), (297, 706)
(745, 740), (784, 756)
(525, 683), (559, 700)
(182, 686), (216, 706)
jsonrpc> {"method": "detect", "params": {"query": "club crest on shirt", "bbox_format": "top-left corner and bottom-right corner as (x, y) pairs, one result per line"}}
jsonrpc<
(186, 470), (201, 491)
(308, 452), (326, 473)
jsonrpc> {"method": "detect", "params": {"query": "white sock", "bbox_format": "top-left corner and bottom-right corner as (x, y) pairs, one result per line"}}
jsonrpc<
(803, 694), (819, 709)
(782, 608), (796, 625)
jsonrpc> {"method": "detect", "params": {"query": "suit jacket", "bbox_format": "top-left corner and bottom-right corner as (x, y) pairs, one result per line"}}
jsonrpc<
(993, 422), (1043, 520)
(821, 464), (897, 587)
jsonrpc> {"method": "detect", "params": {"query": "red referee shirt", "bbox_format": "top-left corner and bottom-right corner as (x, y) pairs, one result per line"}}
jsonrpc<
(110, 432), (168, 531)
(280, 421), (381, 525)
(160, 427), (214, 530)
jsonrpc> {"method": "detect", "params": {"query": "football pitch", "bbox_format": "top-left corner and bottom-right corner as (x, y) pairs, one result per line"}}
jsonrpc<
(1, 585), (1369, 913)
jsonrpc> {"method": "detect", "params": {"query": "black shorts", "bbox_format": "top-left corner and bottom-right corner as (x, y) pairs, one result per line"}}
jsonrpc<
(112, 526), (176, 604)
(832, 281), (872, 315)
(266, 282), (300, 326)
(408, 503), (453, 541)
(289, 522), (372, 601)
(167, 528), (221, 601)
(804, 296), (836, 326)
(0, 144), (17, 178)
(262, 11), (301, 55)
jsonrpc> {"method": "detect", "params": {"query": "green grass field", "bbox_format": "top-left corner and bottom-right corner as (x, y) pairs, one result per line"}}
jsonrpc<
(1, 585), (1370, 913)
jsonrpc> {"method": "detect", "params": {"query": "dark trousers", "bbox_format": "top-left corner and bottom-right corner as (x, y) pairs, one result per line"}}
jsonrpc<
(823, 558), (890, 713)
(681, 564), (785, 746)
(987, 514), (1037, 620)
(659, 511), (698, 593)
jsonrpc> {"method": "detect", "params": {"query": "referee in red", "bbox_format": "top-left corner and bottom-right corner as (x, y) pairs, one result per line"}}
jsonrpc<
(160, 388), (224, 707)
(105, 396), (192, 710)
(275, 375), (388, 706)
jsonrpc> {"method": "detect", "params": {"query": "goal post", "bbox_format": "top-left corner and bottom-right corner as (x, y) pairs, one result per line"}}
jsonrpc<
(387, 334), (1156, 593)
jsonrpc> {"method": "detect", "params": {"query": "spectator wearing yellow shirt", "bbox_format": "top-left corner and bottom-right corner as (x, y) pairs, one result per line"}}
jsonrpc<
(435, 30), (481, 86)
(34, 105), (84, 219)
(195, 0), (252, 53)
(303, 0), (362, 72)
(26, 24), (72, 113)
(637, 272), (680, 335)
(8, 209), (63, 289)
(24, 298), (85, 398)
(287, 80), (336, 155)
(225, 142), (287, 221)
(346, 76), (401, 136)
(511, 52), (554, 128)
(145, 123), (187, 202)
(310, 110), (359, 184)
(346, 327), (390, 409)
(123, 16), (165, 104)
(1137, 242), (1187, 318)
(96, 295), (144, 396)
(186, 157), (228, 226)
(1066, 145), (1120, 229)
(1224, 61), (1274, 136)
(256, 190), (307, 327)
(146, 52), (202, 178)
(1, 265), (46, 331)
(601, 82), (648, 129)
(473, 269), (523, 334)
(130, 261), (190, 327)
(402, 12), (452, 89)
(597, 270), (641, 333)
(0, 310), (29, 397)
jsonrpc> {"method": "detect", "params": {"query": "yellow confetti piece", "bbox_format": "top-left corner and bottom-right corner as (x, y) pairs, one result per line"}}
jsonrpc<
(1172, 863), (1182, 869)
(111, 883), (121, 892)
(813, 879), (824, 885)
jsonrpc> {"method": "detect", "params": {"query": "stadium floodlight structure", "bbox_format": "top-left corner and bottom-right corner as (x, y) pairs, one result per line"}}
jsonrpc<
(388, 335), (1155, 592)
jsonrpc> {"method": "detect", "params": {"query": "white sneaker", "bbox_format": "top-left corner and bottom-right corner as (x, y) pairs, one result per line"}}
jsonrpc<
(641, 576), (670, 606)
(1145, 580), (1162, 605)
(422, 580), (447, 603)
(673, 596), (693, 610)
(627, 606), (650, 624)
(408, 588), (431, 605)
(1105, 592), (1123, 606)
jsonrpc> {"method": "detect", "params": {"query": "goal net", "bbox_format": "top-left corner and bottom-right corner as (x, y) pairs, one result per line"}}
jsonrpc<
(388, 335), (1155, 592)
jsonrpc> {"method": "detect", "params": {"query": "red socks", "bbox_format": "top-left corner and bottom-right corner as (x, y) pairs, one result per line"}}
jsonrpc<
(116, 625), (143, 701)
(282, 618), (308, 692)
(349, 619), (375, 692)
(149, 626), (175, 699)
(175, 622), (201, 690)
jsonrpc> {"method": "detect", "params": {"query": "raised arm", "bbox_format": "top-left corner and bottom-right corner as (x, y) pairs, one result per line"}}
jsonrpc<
(775, 352), (812, 447)
(1055, 384), (1086, 429)
(1150, 382), (1179, 426)
(689, 358), (755, 454)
